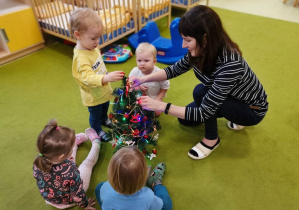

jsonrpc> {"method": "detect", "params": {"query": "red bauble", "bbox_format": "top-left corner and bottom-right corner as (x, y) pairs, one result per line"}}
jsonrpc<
(142, 116), (148, 122)
(132, 129), (140, 137)
(124, 113), (129, 119)
(109, 114), (114, 119)
(144, 135), (148, 139)
(142, 149), (147, 154)
(152, 149), (157, 154)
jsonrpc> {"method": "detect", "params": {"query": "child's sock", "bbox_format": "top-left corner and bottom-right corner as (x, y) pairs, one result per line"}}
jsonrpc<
(92, 139), (101, 145)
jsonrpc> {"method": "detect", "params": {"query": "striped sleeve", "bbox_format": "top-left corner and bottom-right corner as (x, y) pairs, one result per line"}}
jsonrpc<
(164, 54), (191, 79)
(185, 51), (268, 122)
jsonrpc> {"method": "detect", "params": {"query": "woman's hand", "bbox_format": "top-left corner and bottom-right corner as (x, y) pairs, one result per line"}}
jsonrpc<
(140, 96), (186, 119)
(84, 198), (96, 210)
(139, 96), (164, 112)
(129, 76), (143, 88)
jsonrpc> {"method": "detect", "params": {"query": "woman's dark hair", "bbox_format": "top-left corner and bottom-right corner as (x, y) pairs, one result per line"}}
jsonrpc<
(33, 119), (75, 172)
(179, 5), (242, 75)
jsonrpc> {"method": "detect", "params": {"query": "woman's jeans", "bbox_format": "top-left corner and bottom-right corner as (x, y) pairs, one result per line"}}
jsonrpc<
(95, 182), (173, 210)
(178, 84), (265, 140)
(88, 101), (109, 134)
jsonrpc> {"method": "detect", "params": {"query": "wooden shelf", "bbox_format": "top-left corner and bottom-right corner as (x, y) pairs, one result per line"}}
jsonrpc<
(0, 42), (44, 65)
(0, 0), (44, 66)
(0, 50), (10, 58)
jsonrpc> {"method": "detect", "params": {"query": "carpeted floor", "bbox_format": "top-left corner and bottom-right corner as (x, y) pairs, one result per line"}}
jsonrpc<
(0, 7), (298, 210)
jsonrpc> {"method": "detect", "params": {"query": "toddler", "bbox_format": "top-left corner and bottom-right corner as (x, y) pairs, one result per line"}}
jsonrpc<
(33, 119), (101, 209)
(95, 146), (173, 210)
(129, 42), (170, 116)
(70, 8), (124, 141)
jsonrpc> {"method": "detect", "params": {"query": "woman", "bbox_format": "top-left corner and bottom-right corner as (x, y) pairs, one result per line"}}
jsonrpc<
(130, 5), (268, 160)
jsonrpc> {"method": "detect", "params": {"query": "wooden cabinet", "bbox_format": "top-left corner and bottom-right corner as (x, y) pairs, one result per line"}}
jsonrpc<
(0, 0), (44, 65)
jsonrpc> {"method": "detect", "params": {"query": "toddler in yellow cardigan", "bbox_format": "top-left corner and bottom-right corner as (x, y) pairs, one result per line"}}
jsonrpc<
(70, 8), (124, 141)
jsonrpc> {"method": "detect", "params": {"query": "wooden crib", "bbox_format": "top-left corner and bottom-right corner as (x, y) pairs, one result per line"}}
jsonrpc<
(171, 0), (209, 10)
(137, 0), (171, 30)
(112, 0), (171, 31)
(31, 0), (138, 48)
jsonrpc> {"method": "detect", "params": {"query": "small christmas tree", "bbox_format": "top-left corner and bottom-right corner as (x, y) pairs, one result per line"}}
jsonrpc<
(107, 77), (161, 158)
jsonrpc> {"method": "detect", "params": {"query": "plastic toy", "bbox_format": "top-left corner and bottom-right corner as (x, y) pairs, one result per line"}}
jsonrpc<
(101, 44), (132, 63)
(128, 18), (188, 64)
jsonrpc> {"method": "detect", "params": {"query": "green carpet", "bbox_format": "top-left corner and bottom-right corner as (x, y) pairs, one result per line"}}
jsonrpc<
(0, 7), (298, 210)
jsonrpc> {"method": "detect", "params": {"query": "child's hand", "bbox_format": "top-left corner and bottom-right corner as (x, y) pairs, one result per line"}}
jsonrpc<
(103, 71), (124, 84)
(84, 198), (96, 210)
(140, 85), (148, 93)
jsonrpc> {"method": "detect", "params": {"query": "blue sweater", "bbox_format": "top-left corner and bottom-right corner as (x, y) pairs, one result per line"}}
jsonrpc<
(99, 181), (163, 210)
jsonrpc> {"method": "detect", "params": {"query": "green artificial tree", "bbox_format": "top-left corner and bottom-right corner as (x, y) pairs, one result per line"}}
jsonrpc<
(107, 76), (161, 159)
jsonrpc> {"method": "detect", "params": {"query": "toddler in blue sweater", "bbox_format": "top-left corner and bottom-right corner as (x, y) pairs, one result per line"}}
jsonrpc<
(95, 146), (172, 210)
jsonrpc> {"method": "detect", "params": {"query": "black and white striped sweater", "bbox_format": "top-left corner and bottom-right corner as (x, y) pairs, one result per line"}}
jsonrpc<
(164, 49), (268, 122)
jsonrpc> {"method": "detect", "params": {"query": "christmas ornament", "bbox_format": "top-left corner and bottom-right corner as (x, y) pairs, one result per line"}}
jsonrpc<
(142, 116), (148, 122)
(132, 129), (140, 137)
(125, 77), (132, 97)
(130, 113), (141, 123)
(148, 153), (156, 160)
(105, 76), (161, 158)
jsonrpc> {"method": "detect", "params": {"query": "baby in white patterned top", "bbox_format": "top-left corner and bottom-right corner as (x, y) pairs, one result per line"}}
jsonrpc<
(129, 42), (170, 116)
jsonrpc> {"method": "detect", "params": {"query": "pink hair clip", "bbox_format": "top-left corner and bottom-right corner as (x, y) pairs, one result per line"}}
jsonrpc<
(56, 126), (60, 130)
